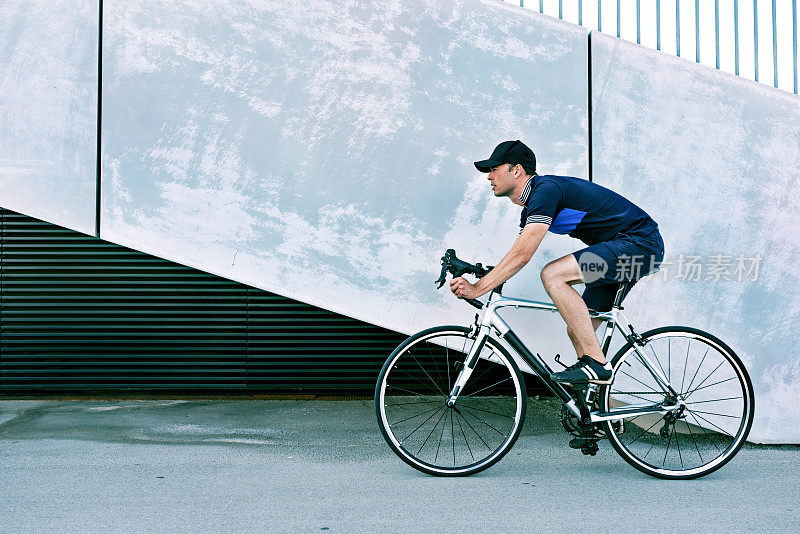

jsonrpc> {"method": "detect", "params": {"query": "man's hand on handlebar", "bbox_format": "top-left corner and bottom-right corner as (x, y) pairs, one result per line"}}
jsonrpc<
(435, 249), (502, 308)
(449, 276), (480, 300)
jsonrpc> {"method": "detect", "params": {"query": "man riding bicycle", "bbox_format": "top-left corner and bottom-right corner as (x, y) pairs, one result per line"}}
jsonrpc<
(449, 140), (664, 386)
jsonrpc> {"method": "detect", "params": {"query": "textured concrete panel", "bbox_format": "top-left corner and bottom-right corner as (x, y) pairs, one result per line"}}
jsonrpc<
(0, 1), (98, 235)
(592, 32), (800, 443)
(101, 0), (588, 360)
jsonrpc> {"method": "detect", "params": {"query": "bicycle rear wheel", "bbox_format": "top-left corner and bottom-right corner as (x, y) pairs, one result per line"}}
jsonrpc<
(600, 326), (754, 479)
(375, 326), (526, 476)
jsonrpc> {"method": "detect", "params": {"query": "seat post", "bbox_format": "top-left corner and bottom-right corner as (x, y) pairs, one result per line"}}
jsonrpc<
(612, 281), (635, 309)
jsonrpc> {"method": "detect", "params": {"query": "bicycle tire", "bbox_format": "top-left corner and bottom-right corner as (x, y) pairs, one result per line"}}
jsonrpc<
(600, 326), (754, 479)
(375, 326), (526, 476)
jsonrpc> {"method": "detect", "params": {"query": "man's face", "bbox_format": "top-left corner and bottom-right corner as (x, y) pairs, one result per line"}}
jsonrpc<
(487, 163), (518, 197)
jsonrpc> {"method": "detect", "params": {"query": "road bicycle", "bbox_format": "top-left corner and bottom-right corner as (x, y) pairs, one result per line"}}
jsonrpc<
(375, 250), (754, 479)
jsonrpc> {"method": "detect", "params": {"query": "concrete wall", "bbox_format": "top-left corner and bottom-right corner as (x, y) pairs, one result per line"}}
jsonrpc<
(591, 32), (800, 443)
(0, 0), (98, 236)
(100, 0), (589, 363)
(2, 0), (798, 441)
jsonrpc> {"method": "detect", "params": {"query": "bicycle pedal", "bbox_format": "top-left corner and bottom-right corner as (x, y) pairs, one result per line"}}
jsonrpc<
(570, 437), (600, 455)
(569, 437), (596, 449)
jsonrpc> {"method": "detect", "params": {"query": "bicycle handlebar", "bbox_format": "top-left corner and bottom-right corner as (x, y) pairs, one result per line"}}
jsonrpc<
(434, 249), (491, 287)
(434, 249), (501, 310)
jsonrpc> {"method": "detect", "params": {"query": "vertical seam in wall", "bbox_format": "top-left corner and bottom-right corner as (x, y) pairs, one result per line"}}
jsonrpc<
(95, 0), (103, 239)
(245, 287), (250, 389)
(588, 31), (593, 183)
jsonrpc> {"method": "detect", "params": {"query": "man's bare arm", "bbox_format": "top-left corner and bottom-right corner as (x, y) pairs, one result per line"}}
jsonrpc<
(450, 223), (549, 299)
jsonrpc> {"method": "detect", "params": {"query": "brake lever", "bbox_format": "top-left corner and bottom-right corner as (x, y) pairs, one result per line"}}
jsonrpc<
(435, 261), (448, 289)
(435, 249), (456, 289)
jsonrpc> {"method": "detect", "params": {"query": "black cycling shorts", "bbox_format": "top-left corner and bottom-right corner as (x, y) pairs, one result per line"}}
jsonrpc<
(572, 229), (665, 312)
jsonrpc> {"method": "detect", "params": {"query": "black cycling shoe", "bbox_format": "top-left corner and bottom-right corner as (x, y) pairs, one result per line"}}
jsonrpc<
(551, 355), (613, 385)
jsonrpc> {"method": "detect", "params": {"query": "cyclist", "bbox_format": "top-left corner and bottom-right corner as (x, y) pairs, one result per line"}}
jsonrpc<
(450, 140), (664, 386)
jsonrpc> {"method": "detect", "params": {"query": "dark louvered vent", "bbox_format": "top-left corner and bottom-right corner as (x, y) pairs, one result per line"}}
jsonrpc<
(0, 207), (405, 394)
(0, 208), (548, 396)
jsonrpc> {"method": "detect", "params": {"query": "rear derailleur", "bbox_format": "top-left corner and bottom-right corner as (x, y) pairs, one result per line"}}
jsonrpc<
(658, 403), (686, 438)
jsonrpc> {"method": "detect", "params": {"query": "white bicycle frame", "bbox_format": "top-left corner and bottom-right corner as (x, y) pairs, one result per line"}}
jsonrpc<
(445, 289), (683, 424)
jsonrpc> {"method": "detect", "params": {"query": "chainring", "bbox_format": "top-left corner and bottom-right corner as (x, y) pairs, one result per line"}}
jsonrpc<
(560, 403), (623, 438)
(560, 403), (585, 437)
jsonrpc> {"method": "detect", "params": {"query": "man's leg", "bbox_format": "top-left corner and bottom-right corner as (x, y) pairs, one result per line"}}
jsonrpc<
(540, 254), (606, 364)
(568, 318), (605, 361)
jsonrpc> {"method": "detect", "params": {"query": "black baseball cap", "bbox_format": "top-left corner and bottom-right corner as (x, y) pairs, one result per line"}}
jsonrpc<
(474, 140), (536, 173)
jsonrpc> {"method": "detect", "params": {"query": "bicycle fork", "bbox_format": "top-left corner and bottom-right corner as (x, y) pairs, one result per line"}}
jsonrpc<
(445, 326), (490, 407)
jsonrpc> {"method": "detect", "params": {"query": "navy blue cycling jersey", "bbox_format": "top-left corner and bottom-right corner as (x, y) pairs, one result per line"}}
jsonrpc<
(519, 175), (658, 245)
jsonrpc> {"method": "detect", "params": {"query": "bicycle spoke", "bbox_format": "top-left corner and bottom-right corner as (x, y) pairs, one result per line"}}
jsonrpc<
(618, 369), (661, 394)
(648, 342), (669, 385)
(450, 410), (456, 466)
(455, 410), (474, 461)
(455, 401), (515, 419)
(626, 417), (663, 447)
(683, 396), (742, 406)
(417, 408), (449, 456)
(610, 390), (661, 404)
(426, 343), (445, 393)
(391, 355), (445, 395)
(673, 420), (684, 469)
(687, 408), (740, 419)
(687, 410), (733, 439)
(662, 421), (673, 468)
(401, 405), (446, 443)
(683, 361), (726, 401)
(683, 376), (737, 397)
(462, 358), (503, 394)
(611, 390), (666, 395)
(643, 435), (658, 460)
(391, 404), (445, 425)
(459, 406), (506, 437)
(446, 343), (452, 394)
(385, 399), (442, 407)
(409, 353), (447, 398)
(680, 340), (690, 393)
(683, 347), (710, 395)
(386, 384), (441, 400)
(455, 410), (492, 450)
(392, 366), (444, 396)
(435, 408), (448, 462)
(686, 410), (723, 453)
(462, 376), (512, 398)
(684, 417), (704, 462)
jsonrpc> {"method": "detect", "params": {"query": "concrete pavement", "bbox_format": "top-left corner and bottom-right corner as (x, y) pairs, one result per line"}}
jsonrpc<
(1, 398), (798, 532)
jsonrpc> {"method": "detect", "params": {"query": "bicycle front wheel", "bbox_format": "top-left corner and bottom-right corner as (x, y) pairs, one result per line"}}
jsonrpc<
(601, 326), (754, 479)
(375, 326), (526, 476)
